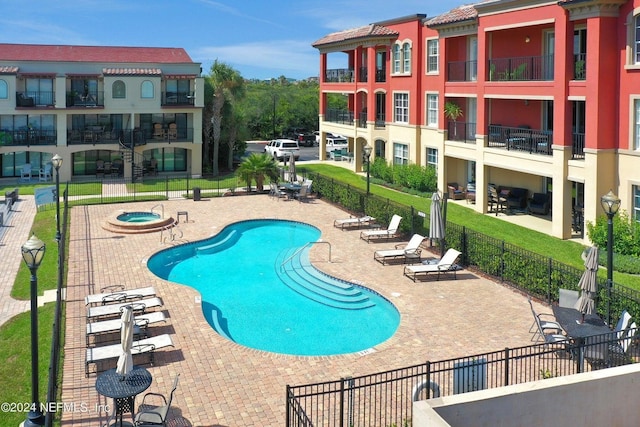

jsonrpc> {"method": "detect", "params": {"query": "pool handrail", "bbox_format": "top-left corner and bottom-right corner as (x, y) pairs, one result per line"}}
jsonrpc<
(151, 203), (164, 219)
(280, 240), (331, 270)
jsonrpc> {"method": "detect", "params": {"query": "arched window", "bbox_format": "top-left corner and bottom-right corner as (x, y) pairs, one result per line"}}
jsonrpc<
(112, 80), (126, 98)
(403, 43), (411, 73)
(141, 80), (154, 99)
(392, 44), (401, 74)
(0, 79), (7, 99)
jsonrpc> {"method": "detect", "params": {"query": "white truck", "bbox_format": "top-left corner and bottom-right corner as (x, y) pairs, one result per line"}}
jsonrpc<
(325, 134), (348, 158)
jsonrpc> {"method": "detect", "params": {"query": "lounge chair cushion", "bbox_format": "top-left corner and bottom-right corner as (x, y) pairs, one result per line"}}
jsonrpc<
(87, 297), (163, 320)
(334, 215), (375, 230)
(403, 248), (462, 282)
(84, 286), (157, 305)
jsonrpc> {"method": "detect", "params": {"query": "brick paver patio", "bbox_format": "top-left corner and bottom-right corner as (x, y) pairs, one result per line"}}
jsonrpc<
(58, 194), (549, 426)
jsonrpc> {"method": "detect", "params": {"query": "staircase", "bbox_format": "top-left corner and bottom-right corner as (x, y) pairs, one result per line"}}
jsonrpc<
(276, 248), (374, 310)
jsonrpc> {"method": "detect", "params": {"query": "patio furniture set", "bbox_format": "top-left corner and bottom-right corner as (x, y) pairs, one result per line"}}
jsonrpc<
(269, 179), (313, 202)
(333, 213), (463, 281)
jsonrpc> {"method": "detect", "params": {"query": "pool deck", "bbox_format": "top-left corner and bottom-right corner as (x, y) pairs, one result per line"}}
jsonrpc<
(59, 194), (550, 426)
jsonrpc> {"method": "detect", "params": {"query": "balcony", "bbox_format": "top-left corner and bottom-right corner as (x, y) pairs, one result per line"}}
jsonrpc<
(16, 91), (55, 107)
(0, 129), (57, 146)
(573, 53), (586, 80)
(447, 121), (476, 143)
(324, 68), (354, 83)
(67, 128), (194, 145)
(358, 67), (367, 83)
(67, 91), (104, 107)
(357, 112), (367, 128)
(572, 132), (585, 160)
(375, 114), (385, 129)
(162, 92), (195, 106)
(375, 68), (386, 83)
(487, 124), (552, 155)
(447, 60), (478, 82)
(325, 108), (354, 125)
(488, 55), (553, 81)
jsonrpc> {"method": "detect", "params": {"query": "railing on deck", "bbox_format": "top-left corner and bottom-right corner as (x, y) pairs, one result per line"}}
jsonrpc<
(488, 55), (553, 81)
(447, 60), (478, 82)
(572, 132), (585, 160)
(447, 121), (476, 143)
(487, 125), (553, 155)
(324, 68), (354, 83)
(324, 108), (354, 125)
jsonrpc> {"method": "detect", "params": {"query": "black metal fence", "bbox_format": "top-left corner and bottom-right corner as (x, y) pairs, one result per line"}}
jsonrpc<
(287, 327), (636, 427)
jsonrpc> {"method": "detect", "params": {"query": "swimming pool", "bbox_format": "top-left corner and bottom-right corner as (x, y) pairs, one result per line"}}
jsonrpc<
(117, 212), (161, 222)
(147, 219), (400, 356)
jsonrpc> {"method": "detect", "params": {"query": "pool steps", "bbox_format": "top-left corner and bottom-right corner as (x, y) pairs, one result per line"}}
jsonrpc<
(277, 248), (375, 310)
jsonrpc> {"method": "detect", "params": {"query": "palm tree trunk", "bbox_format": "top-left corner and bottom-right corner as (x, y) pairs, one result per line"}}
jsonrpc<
(212, 94), (225, 176)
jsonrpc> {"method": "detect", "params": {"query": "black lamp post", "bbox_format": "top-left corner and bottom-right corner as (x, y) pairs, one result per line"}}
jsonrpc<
(600, 190), (621, 326)
(21, 234), (46, 427)
(363, 144), (372, 195)
(51, 154), (62, 242)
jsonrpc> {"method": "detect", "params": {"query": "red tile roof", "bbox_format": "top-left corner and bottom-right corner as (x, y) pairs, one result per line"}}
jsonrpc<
(0, 44), (194, 63)
(427, 3), (479, 27)
(102, 68), (163, 76)
(312, 24), (399, 48)
(0, 66), (19, 74)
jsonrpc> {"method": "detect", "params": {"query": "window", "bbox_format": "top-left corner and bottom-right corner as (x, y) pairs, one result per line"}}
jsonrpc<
(427, 39), (439, 73)
(112, 80), (126, 98)
(634, 185), (640, 223)
(392, 44), (401, 74)
(427, 147), (438, 171)
(403, 42), (411, 73)
(635, 99), (640, 150)
(393, 143), (409, 165)
(427, 94), (438, 127)
(394, 93), (409, 123)
(141, 80), (154, 99)
(0, 80), (7, 99)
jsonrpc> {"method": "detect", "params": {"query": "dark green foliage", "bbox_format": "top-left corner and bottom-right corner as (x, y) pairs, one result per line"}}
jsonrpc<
(587, 210), (640, 274)
(369, 158), (437, 193)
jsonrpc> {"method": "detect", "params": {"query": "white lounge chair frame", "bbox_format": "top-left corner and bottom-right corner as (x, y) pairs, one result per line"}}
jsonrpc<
(85, 333), (174, 376)
(403, 248), (462, 282)
(360, 214), (402, 243)
(84, 286), (157, 305)
(87, 297), (163, 321)
(374, 234), (424, 265)
(334, 215), (376, 230)
(86, 311), (166, 346)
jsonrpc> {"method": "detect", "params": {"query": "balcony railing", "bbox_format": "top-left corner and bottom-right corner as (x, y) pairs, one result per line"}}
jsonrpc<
(447, 121), (476, 143)
(358, 67), (367, 83)
(574, 53), (586, 80)
(67, 91), (104, 107)
(447, 60), (478, 82)
(16, 91), (55, 107)
(375, 114), (385, 129)
(488, 55), (553, 81)
(487, 125), (552, 155)
(325, 68), (354, 83)
(67, 127), (194, 145)
(162, 92), (195, 106)
(0, 129), (57, 146)
(357, 112), (367, 128)
(325, 108), (354, 125)
(375, 68), (386, 83)
(572, 132), (585, 160)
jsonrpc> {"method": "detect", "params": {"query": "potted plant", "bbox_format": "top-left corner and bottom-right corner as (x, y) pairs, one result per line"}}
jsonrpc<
(444, 101), (463, 138)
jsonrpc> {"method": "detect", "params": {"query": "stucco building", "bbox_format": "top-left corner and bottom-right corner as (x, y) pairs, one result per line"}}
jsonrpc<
(314, 0), (640, 240)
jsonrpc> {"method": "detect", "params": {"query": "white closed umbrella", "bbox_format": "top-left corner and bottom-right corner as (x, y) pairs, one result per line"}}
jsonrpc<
(288, 153), (297, 183)
(575, 246), (599, 323)
(429, 192), (445, 242)
(116, 305), (134, 377)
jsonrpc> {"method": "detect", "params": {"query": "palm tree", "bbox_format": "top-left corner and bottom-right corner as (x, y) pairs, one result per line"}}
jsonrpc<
(444, 101), (463, 138)
(209, 60), (244, 176)
(236, 153), (279, 192)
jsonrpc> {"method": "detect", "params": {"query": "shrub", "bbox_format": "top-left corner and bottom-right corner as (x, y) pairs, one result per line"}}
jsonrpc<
(369, 159), (437, 194)
(587, 209), (640, 274)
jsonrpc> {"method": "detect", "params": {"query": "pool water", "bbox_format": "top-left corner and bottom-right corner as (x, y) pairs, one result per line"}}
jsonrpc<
(117, 212), (161, 223)
(147, 219), (400, 356)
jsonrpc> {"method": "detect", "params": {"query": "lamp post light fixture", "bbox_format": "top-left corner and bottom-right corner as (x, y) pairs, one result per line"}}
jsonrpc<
(600, 190), (621, 326)
(363, 144), (373, 196)
(51, 154), (62, 242)
(21, 234), (46, 427)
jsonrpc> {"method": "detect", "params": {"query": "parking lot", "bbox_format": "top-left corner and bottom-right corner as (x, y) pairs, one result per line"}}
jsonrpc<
(246, 140), (320, 162)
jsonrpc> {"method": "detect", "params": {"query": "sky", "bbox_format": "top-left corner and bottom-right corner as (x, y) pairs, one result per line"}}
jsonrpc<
(0, 0), (467, 80)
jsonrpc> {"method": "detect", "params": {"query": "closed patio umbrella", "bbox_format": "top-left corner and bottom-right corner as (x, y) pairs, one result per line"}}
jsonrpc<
(429, 192), (445, 244)
(116, 305), (134, 377)
(288, 152), (297, 183)
(575, 246), (599, 323)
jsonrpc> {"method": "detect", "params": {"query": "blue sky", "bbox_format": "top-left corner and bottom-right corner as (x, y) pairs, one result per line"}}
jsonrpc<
(1, 0), (466, 80)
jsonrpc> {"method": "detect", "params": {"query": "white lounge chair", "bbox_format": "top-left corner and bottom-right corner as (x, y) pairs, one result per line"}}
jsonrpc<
(87, 297), (163, 320)
(374, 234), (425, 265)
(403, 248), (462, 282)
(614, 310), (632, 339)
(84, 286), (157, 305)
(86, 311), (167, 346)
(85, 333), (174, 376)
(333, 215), (376, 230)
(360, 214), (402, 243)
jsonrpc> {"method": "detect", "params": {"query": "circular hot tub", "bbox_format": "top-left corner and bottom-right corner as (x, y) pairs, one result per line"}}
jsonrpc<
(103, 211), (176, 234)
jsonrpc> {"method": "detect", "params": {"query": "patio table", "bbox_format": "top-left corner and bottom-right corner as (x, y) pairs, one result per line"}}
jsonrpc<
(96, 366), (152, 427)
(552, 306), (612, 370)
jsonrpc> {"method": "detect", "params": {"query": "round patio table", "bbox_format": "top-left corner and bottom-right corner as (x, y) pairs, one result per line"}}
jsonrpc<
(96, 366), (152, 427)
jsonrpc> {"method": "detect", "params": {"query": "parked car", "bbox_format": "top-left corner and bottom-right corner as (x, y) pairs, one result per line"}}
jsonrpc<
(325, 134), (348, 155)
(284, 128), (316, 147)
(265, 138), (300, 161)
